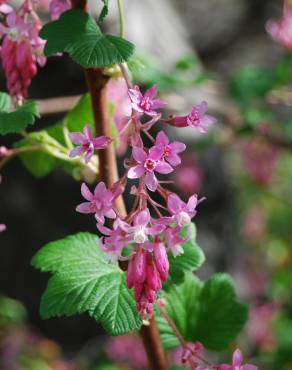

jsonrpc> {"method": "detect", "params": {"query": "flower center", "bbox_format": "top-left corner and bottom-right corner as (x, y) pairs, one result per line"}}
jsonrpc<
(189, 110), (200, 125)
(178, 211), (191, 226)
(140, 97), (151, 111)
(164, 145), (171, 157)
(144, 158), (156, 172)
(133, 228), (147, 244)
(8, 27), (21, 41)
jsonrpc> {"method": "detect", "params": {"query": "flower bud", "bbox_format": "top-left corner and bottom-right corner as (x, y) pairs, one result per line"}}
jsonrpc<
(153, 243), (169, 281)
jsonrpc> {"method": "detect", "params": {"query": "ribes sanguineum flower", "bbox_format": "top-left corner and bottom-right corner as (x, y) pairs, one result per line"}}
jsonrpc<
(126, 246), (167, 318)
(69, 124), (111, 163)
(167, 193), (202, 226)
(128, 85), (166, 116)
(0, 6), (46, 101)
(266, 5), (292, 49)
(173, 101), (217, 133)
(164, 226), (186, 257)
(97, 221), (133, 262)
(0, 0), (12, 14)
(218, 349), (257, 370)
(154, 131), (186, 166)
(117, 209), (165, 244)
(76, 182), (121, 223)
(0, 224), (6, 233)
(127, 146), (173, 192)
(50, 0), (71, 20)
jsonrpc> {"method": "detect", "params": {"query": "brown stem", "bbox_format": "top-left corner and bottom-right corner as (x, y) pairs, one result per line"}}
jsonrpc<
(70, 1), (168, 369)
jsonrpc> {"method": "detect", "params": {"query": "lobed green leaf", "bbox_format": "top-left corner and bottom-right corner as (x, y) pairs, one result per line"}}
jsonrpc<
(40, 10), (135, 68)
(32, 232), (142, 335)
(158, 273), (248, 351)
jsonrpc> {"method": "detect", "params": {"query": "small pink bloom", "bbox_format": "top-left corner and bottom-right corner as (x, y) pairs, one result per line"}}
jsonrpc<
(0, 224), (6, 233)
(167, 193), (202, 226)
(69, 124), (111, 163)
(218, 349), (257, 370)
(128, 146), (173, 192)
(97, 220), (132, 262)
(76, 182), (121, 224)
(50, 0), (71, 20)
(128, 85), (166, 117)
(266, 5), (292, 49)
(165, 226), (186, 257)
(155, 131), (186, 166)
(173, 101), (217, 133)
(117, 208), (165, 244)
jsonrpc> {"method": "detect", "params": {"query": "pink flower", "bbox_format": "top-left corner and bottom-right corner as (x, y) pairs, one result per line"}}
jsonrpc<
(128, 146), (173, 192)
(69, 124), (111, 163)
(266, 5), (292, 49)
(50, 0), (71, 20)
(154, 131), (186, 166)
(167, 193), (201, 226)
(164, 226), (186, 257)
(108, 78), (132, 155)
(0, 1), (12, 14)
(0, 224), (6, 233)
(97, 221), (132, 262)
(153, 241), (169, 281)
(105, 334), (147, 370)
(0, 12), (30, 41)
(128, 85), (166, 117)
(173, 101), (217, 133)
(218, 349), (257, 370)
(76, 182), (121, 223)
(117, 209), (165, 244)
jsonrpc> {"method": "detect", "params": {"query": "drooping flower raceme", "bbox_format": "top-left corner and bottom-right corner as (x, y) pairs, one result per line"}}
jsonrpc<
(74, 83), (215, 317)
(0, 2), (46, 102)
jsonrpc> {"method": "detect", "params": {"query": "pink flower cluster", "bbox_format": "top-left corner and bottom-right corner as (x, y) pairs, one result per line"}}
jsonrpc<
(50, 0), (71, 20)
(266, 4), (292, 49)
(74, 83), (215, 317)
(0, 1), (46, 103)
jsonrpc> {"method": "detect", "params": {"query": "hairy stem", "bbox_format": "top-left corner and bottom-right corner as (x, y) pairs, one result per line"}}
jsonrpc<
(70, 1), (168, 369)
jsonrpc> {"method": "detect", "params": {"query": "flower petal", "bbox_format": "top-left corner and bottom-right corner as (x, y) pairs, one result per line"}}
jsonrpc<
(155, 161), (173, 174)
(155, 131), (169, 146)
(133, 147), (147, 163)
(135, 209), (150, 226)
(145, 172), (158, 192)
(69, 146), (85, 158)
(69, 132), (85, 145)
(81, 182), (93, 201)
(232, 349), (243, 366)
(83, 124), (93, 140)
(128, 165), (145, 179)
(76, 202), (93, 214)
(168, 193), (183, 214)
(149, 146), (164, 161)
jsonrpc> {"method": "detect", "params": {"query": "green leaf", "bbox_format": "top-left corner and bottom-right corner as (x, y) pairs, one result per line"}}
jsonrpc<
(40, 10), (135, 68)
(63, 94), (94, 133)
(98, 0), (109, 24)
(230, 66), (276, 106)
(32, 232), (142, 335)
(168, 223), (205, 284)
(0, 92), (12, 112)
(0, 101), (39, 135)
(158, 273), (248, 351)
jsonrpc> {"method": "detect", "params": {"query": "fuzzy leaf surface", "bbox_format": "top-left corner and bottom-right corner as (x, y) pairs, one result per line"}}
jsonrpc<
(158, 273), (248, 351)
(32, 232), (142, 335)
(40, 10), (134, 68)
